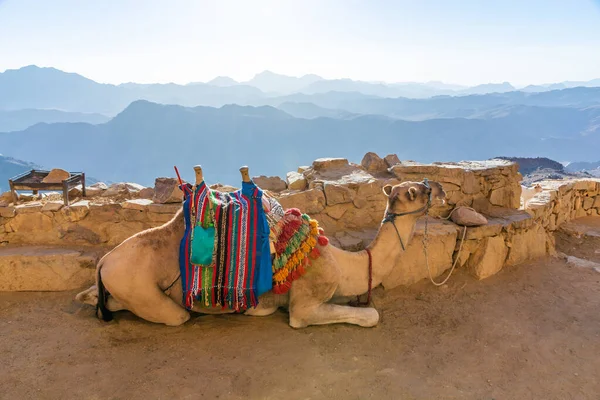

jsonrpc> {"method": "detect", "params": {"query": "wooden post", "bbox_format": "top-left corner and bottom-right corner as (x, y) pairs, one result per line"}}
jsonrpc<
(240, 166), (251, 183)
(63, 180), (69, 206)
(81, 173), (87, 197)
(194, 165), (204, 186)
(9, 179), (17, 204)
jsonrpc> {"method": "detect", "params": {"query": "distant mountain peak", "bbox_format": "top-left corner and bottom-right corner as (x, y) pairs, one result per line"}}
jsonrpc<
(207, 76), (238, 86)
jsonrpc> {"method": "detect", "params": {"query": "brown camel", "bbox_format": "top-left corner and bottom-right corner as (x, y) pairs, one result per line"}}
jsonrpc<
(76, 166), (446, 328)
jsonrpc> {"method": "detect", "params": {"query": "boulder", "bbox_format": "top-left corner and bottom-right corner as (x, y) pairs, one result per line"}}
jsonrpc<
(138, 187), (155, 199)
(41, 201), (64, 212)
(312, 158), (349, 171)
(85, 186), (106, 198)
(0, 191), (14, 207)
(41, 169), (70, 183)
(90, 182), (109, 190)
(253, 176), (287, 192)
(467, 236), (508, 280)
(102, 183), (143, 197)
(505, 226), (548, 266)
(384, 154), (401, 168)
(278, 189), (326, 214)
(450, 207), (488, 226)
(361, 152), (388, 174)
(122, 199), (153, 211)
(15, 202), (43, 214)
(324, 183), (355, 205)
(61, 200), (90, 222)
(0, 246), (99, 291)
(68, 185), (83, 198)
(0, 206), (16, 218)
(286, 171), (307, 191)
(152, 178), (183, 204)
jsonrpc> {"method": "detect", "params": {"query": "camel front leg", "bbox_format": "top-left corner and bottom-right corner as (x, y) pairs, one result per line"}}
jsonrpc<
(290, 303), (379, 328)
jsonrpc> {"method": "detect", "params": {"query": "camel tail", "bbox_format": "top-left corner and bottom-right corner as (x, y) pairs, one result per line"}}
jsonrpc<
(95, 261), (113, 322)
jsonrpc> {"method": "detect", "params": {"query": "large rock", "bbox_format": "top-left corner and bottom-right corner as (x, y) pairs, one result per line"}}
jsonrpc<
(138, 187), (154, 199)
(41, 169), (70, 183)
(90, 182), (109, 190)
(505, 226), (548, 266)
(0, 246), (100, 291)
(361, 152), (388, 174)
(122, 199), (153, 211)
(61, 200), (90, 222)
(384, 154), (401, 168)
(312, 158), (349, 171)
(467, 236), (508, 279)
(152, 178), (183, 204)
(102, 182), (145, 197)
(0, 206), (16, 218)
(0, 191), (14, 207)
(41, 201), (64, 212)
(278, 189), (326, 214)
(324, 183), (355, 205)
(253, 176), (287, 192)
(286, 171), (307, 191)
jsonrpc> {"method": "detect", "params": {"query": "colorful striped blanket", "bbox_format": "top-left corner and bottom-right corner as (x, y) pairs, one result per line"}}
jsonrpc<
(179, 182), (328, 311)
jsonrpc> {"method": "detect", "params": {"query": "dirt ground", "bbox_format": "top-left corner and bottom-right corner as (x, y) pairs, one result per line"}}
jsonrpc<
(1, 258), (598, 400)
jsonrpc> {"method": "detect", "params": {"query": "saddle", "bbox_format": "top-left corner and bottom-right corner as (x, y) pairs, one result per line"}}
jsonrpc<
(178, 175), (327, 311)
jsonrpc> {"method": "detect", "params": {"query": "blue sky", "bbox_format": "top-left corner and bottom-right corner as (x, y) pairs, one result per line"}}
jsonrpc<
(1, 0), (600, 86)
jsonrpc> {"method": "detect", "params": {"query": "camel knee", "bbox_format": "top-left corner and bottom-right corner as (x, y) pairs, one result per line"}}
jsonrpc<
(163, 310), (191, 327)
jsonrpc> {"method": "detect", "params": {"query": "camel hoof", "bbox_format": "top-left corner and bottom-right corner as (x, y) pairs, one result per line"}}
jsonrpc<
(359, 308), (380, 328)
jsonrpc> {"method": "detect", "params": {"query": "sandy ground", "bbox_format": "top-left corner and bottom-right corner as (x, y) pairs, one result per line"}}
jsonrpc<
(1, 256), (598, 400)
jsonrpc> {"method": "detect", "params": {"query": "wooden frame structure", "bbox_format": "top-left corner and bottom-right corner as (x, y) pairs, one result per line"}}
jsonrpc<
(8, 169), (86, 206)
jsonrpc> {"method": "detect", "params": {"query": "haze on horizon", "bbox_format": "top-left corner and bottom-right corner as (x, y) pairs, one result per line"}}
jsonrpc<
(1, 0), (600, 87)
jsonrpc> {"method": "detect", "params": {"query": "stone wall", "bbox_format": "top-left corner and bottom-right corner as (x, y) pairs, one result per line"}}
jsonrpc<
(1, 152), (599, 292)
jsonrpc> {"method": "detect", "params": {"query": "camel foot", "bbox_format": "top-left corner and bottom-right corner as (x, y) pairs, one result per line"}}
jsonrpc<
(244, 305), (279, 317)
(289, 304), (380, 328)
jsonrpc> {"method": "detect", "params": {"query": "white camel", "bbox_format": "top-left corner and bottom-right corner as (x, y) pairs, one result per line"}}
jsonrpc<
(76, 166), (446, 328)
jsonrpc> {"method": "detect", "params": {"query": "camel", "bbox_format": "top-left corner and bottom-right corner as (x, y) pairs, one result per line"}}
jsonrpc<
(521, 183), (543, 209)
(75, 166), (446, 328)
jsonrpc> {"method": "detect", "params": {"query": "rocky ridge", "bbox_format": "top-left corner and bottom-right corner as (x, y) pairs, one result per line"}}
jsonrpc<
(1, 152), (599, 291)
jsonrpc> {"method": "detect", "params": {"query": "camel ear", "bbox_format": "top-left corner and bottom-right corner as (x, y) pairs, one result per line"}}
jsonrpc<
(382, 185), (393, 197)
(408, 187), (417, 201)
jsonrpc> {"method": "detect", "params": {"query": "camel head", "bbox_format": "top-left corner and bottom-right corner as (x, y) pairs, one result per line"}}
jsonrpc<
(382, 180), (446, 217)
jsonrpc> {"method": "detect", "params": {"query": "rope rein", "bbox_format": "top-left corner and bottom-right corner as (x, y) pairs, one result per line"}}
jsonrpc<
(422, 207), (468, 286)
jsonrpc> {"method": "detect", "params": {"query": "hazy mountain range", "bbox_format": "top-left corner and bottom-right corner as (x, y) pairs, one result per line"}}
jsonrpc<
(0, 155), (41, 193)
(1, 65), (600, 186)
(3, 65), (600, 116)
(1, 100), (599, 186)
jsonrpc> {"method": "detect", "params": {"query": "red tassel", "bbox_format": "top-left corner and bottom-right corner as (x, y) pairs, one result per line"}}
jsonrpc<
(318, 227), (325, 235)
(288, 208), (302, 217)
(310, 247), (320, 259)
(297, 264), (306, 275)
(317, 235), (329, 246)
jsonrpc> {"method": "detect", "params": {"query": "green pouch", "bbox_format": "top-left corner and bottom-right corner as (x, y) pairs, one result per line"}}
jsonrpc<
(190, 226), (215, 266)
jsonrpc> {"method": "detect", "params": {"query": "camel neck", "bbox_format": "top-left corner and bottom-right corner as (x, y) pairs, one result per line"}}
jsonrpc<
(367, 215), (418, 286)
(333, 214), (419, 297)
